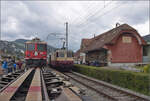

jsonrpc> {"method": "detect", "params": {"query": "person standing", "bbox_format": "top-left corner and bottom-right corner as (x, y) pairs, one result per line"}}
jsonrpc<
(2, 59), (8, 74)
(7, 58), (13, 73)
(17, 60), (22, 70)
(13, 62), (17, 72)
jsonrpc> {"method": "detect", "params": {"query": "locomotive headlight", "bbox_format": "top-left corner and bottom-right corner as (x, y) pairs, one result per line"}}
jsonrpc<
(34, 51), (38, 56)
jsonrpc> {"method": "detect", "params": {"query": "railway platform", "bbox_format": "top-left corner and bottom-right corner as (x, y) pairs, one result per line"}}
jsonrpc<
(25, 68), (42, 101)
(0, 68), (33, 101)
(0, 67), (84, 101)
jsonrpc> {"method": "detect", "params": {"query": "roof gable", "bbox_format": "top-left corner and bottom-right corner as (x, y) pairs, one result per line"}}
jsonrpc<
(82, 24), (145, 52)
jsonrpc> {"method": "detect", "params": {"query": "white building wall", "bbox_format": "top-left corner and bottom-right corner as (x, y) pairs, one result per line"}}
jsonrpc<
(80, 53), (86, 64)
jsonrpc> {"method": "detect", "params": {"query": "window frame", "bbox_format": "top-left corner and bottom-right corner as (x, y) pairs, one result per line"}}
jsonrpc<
(58, 51), (65, 57)
(27, 43), (35, 51)
(67, 51), (73, 57)
(37, 44), (47, 51)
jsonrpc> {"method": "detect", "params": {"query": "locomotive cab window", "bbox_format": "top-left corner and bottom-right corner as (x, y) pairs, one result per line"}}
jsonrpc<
(37, 44), (47, 51)
(67, 51), (73, 57)
(27, 43), (35, 51)
(58, 52), (65, 57)
(56, 52), (59, 57)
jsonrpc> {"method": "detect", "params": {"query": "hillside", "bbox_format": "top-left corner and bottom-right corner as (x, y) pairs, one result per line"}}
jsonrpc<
(12, 39), (56, 53)
(0, 39), (56, 59)
(0, 40), (23, 59)
(12, 39), (29, 51)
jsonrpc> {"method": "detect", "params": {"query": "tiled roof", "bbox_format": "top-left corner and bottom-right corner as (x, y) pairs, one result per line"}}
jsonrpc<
(81, 24), (145, 52)
(82, 39), (92, 46)
(80, 38), (92, 51)
(74, 49), (81, 58)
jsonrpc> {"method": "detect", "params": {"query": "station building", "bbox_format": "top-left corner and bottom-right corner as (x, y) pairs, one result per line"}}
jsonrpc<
(76, 23), (147, 66)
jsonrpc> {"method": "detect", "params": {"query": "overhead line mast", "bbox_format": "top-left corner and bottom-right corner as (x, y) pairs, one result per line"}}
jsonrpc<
(65, 22), (68, 50)
(46, 22), (68, 50)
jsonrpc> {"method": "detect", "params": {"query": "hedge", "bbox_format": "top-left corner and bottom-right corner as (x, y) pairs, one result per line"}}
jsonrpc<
(73, 64), (150, 96)
(144, 64), (150, 73)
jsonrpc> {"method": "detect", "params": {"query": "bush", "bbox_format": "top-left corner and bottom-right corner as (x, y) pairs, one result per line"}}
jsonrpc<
(73, 64), (150, 96)
(144, 64), (150, 73)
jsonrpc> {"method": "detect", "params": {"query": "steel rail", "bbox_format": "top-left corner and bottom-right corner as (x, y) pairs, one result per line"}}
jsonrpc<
(0, 68), (34, 101)
(64, 73), (118, 101)
(69, 72), (150, 101)
(0, 69), (25, 93)
(41, 69), (50, 101)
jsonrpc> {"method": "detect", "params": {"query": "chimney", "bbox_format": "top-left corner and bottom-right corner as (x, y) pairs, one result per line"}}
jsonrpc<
(116, 23), (120, 27)
(94, 34), (95, 38)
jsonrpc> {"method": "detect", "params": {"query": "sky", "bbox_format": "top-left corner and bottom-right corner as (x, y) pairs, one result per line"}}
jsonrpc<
(1, 1), (149, 51)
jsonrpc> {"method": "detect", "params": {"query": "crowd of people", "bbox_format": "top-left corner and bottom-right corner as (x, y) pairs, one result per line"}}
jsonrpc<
(1, 57), (23, 74)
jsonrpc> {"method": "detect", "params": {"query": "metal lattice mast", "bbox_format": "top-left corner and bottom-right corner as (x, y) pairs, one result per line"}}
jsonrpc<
(65, 22), (68, 50)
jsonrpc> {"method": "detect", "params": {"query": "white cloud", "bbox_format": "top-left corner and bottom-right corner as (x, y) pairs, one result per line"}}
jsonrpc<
(1, 1), (149, 51)
(4, 16), (19, 33)
(133, 20), (149, 36)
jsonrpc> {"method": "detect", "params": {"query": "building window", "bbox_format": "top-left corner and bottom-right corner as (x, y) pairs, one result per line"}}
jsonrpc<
(122, 36), (132, 43)
(143, 46), (148, 56)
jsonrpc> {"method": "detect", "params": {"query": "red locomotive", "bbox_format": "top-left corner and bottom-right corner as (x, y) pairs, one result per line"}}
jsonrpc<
(25, 37), (47, 67)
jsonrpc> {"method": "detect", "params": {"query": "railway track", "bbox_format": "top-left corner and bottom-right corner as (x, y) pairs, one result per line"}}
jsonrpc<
(42, 67), (82, 101)
(1, 67), (148, 101)
(64, 72), (150, 101)
(0, 69), (25, 92)
(0, 67), (83, 101)
(11, 69), (35, 101)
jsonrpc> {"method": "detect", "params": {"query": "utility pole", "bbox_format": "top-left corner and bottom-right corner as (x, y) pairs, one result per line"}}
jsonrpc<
(104, 0), (105, 8)
(0, 31), (1, 40)
(0, 32), (1, 41)
(65, 22), (68, 50)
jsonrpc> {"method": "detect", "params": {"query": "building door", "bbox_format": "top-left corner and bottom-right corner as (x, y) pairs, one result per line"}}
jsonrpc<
(107, 50), (112, 66)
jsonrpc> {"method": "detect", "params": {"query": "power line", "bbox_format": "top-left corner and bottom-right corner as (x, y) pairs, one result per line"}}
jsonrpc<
(71, 1), (113, 27)
(75, 1), (127, 34)
(71, 2), (101, 24)
(68, 1), (114, 38)
(75, 1), (113, 27)
(46, 22), (69, 49)
(67, 1), (113, 45)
